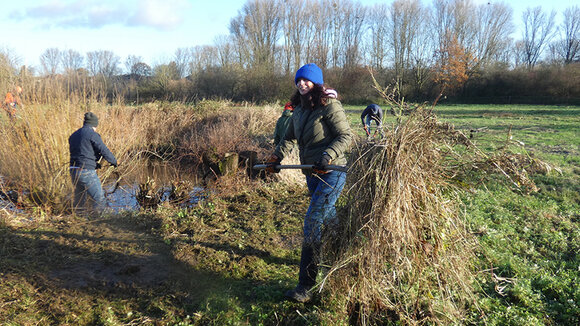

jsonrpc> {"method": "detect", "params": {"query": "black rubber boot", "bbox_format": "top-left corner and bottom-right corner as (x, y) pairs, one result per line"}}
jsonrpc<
(285, 244), (319, 303)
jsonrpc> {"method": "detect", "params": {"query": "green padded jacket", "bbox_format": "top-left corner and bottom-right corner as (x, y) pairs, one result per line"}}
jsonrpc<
(273, 109), (293, 146)
(274, 98), (352, 168)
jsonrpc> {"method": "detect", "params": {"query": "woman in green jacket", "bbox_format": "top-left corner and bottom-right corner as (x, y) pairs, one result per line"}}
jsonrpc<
(273, 101), (294, 146)
(267, 63), (352, 303)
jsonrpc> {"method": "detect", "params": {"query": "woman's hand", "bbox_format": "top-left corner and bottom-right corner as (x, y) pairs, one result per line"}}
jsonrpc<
(313, 153), (332, 175)
(265, 154), (281, 173)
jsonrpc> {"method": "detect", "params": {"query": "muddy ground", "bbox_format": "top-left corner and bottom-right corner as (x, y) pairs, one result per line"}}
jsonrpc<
(0, 182), (310, 325)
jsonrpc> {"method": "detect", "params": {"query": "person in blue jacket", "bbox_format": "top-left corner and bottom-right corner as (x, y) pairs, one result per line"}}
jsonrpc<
(69, 112), (117, 214)
(361, 103), (384, 139)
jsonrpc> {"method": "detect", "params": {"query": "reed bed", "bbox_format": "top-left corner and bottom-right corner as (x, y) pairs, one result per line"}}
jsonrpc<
(176, 103), (285, 172)
(0, 99), (199, 215)
(0, 95), (290, 216)
(322, 108), (479, 325)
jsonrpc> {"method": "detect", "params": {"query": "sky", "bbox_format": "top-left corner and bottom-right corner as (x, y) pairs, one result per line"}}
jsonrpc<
(1, 0), (573, 71)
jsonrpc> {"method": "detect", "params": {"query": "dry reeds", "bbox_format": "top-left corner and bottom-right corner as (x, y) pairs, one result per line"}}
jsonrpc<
(322, 108), (478, 325)
(0, 99), (198, 215)
(0, 97), (286, 215)
(177, 103), (279, 170)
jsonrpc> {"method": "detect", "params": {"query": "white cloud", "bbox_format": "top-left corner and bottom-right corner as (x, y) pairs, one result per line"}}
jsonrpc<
(12, 0), (190, 30)
(128, 0), (190, 31)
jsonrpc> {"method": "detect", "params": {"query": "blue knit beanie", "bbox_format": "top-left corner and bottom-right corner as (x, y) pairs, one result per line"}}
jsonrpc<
(295, 63), (324, 85)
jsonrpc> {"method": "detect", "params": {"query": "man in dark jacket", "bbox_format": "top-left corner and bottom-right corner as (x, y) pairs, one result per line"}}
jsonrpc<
(69, 112), (117, 214)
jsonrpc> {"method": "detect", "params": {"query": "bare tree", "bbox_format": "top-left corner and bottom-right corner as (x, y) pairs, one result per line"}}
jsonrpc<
(0, 47), (21, 91)
(152, 62), (180, 93)
(40, 48), (61, 76)
(513, 40), (527, 68)
(86, 50), (121, 77)
(341, 1), (367, 68)
(473, 2), (514, 68)
(282, 0), (314, 73)
(62, 49), (84, 73)
(432, 0), (479, 68)
(214, 35), (237, 68)
(125, 55), (142, 75)
(189, 45), (220, 73)
(432, 0), (455, 46)
(389, 0), (423, 90)
(326, 0), (367, 68)
(174, 48), (192, 78)
(521, 6), (557, 69)
(559, 6), (580, 64)
(132, 62), (152, 78)
(409, 3), (434, 94)
(367, 3), (390, 71)
(229, 0), (282, 68)
(310, 0), (334, 68)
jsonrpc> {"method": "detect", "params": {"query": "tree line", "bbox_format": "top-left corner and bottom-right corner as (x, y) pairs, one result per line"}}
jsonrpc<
(2, 0), (580, 105)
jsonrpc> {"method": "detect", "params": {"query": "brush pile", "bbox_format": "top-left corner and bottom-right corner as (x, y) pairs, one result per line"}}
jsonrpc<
(322, 108), (479, 325)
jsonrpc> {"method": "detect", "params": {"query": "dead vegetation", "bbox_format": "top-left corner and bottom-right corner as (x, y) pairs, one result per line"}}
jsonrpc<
(322, 107), (479, 325)
(317, 74), (559, 325)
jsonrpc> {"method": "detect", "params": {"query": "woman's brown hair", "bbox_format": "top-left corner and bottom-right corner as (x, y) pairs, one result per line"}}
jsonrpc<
(290, 84), (333, 110)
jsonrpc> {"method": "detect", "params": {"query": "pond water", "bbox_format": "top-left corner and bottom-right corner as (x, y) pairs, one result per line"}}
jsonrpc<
(102, 161), (207, 212)
(105, 182), (206, 212)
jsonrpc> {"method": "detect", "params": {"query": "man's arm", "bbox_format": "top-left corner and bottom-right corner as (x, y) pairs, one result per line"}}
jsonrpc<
(91, 133), (117, 166)
(361, 106), (369, 125)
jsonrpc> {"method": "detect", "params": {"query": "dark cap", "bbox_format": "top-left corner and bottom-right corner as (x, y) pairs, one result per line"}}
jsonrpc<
(83, 112), (99, 127)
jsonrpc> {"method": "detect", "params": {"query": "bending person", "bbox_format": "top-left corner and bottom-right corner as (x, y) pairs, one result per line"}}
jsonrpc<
(361, 103), (384, 139)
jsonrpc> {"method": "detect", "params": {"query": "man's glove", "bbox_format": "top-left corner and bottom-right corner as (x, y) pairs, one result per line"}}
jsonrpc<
(363, 125), (370, 136)
(313, 153), (332, 175)
(265, 154), (281, 173)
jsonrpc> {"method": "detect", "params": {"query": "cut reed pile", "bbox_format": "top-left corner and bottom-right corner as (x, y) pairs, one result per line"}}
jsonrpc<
(322, 108), (479, 325)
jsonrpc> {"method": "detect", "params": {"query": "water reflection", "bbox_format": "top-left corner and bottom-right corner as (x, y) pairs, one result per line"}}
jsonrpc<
(105, 162), (206, 212)
(105, 182), (206, 212)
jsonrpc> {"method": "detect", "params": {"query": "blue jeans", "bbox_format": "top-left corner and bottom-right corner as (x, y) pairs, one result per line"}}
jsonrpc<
(303, 170), (347, 244)
(365, 116), (383, 137)
(70, 168), (106, 214)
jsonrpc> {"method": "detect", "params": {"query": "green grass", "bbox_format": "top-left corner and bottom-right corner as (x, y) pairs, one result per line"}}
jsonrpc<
(432, 104), (580, 167)
(1, 104), (578, 325)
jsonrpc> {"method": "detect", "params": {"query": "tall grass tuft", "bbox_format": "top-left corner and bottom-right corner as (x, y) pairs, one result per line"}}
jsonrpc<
(323, 108), (478, 325)
(177, 103), (279, 168)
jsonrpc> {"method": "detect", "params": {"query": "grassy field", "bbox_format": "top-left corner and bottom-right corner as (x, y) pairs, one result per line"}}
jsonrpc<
(1, 104), (578, 325)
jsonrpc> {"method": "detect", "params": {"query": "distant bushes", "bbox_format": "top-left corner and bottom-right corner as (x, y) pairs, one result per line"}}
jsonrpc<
(2, 56), (579, 106)
(141, 63), (580, 105)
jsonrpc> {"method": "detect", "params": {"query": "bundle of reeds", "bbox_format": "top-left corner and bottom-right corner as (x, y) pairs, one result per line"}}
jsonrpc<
(322, 108), (478, 325)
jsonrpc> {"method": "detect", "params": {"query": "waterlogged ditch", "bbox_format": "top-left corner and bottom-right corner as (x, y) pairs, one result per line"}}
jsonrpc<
(0, 163), (208, 214)
(104, 180), (206, 212)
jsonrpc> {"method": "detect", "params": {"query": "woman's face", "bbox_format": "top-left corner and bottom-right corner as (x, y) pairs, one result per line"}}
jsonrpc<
(296, 78), (314, 95)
